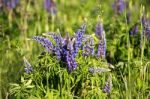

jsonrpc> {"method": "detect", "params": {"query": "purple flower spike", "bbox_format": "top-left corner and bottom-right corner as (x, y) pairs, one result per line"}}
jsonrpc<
(32, 36), (54, 53)
(46, 32), (62, 46)
(24, 58), (33, 74)
(113, 0), (124, 15)
(103, 75), (112, 94)
(129, 23), (138, 36)
(146, 26), (150, 39)
(44, 0), (57, 14)
(117, 0), (124, 14)
(95, 22), (104, 39)
(46, 33), (63, 59)
(82, 45), (94, 57)
(66, 51), (77, 72)
(141, 15), (149, 29)
(66, 39), (77, 72)
(88, 67), (110, 74)
(82, 38), (94, 57)
(4, 0), (19, 9)
(97, 40), (106, 59)
(74, 24), (86, 56)
(95, 20), (106, 59)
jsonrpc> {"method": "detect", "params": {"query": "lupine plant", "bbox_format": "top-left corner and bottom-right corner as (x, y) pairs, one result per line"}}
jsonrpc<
(44, 0), (57, 14)
(3, 0), (19, 9)
(9, 23), (113, 98)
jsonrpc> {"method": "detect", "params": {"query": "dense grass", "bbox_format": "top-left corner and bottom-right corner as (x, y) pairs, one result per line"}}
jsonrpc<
(0, 0), (150, 98)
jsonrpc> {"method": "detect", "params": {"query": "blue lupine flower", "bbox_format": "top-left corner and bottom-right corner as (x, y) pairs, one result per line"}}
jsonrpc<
(146, 26), (150, 39)
(103, 75), (112, 94)
(129, 23), (138, 36)
(141, 15), (148, 29)
(88, 67), (95, 73)
(44, 32), (77, 72)
(66, 38), (77, 72)
(45, 33), (63, 59)
(112, 0), (124, 15)
(44, 0), (57, 14)
(82, 45), (94, 57)
(95, 20), (106, 58)
(3, 0), (19, 9)
(33, 24), (86, 72)
(95, 22), (104, 39)
(82, 38), (94, 57)
(88, 67), (110, 74)
(66, 51), (77, 72)
(74, 24), (86, 56)
(32, 36), (54, 53)
(97, 40), (106, 58)
(24, 58), (33, 74)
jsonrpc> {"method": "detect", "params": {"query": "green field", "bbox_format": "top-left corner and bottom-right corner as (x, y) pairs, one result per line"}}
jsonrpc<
(0, 0), (150, 98)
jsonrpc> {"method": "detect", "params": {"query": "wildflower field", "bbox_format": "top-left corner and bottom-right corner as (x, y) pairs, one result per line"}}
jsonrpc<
(0, 0), (150, 98)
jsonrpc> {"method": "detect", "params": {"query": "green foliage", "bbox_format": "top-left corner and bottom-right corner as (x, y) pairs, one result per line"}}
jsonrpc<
(9, 51), (112, 98)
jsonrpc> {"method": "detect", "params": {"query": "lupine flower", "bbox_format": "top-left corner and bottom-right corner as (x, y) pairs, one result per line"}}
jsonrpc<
(95, 21), (104, 39)
(146, 26), (150, 39)
(88, 67), (110, 74)
(103, 75), (112, 94)
(112, 0), (124, 15)
(44, 0), (57, 14)
(66, 51), (77, 72)
(46, 32), (62, 45)
(44, 32), (77, 72)
(95, 20), (106, 59)
(33, 24), (86, 72)
(74, 24), (86, 56)
(45, 33), (63, 59)
(24, 58), (33, 74)
(97, 40), (106, 58)
(141, 14), (150, 40)
(82, 34), (92, 42)
(32, 36), (54, 53)
(82, 38), (94, 57)
(66, 37), (77, 72)
(129, 23), (138, 36)
(3, 0), (19, 9)
(141, 14), (149, 29)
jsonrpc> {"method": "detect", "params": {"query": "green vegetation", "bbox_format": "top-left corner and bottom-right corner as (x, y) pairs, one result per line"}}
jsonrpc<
(0, 0), (150, 98)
